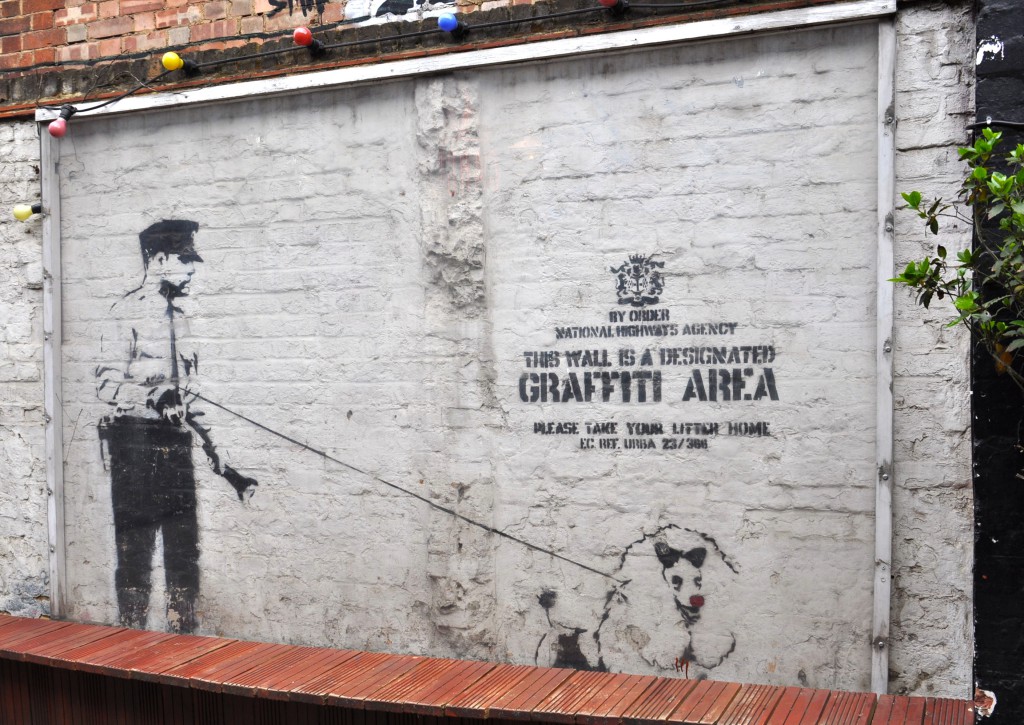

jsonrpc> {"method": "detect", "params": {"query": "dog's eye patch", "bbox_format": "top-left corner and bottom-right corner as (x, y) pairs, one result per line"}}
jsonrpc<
(655, 542), (707, 570)
(683, 547), (706, 569)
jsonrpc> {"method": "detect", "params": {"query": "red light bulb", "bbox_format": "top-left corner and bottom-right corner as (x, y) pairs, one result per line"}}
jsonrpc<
(48, 118), (67, 138)
(293, 27), (313, 46)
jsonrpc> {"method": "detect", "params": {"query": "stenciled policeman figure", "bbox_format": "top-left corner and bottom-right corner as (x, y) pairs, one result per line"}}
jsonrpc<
(96, 219), (257, 634)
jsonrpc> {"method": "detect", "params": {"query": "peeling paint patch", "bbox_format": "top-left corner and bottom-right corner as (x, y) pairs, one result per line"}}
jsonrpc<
(975, 688), (996, 718)
(0, 578), (50, 619)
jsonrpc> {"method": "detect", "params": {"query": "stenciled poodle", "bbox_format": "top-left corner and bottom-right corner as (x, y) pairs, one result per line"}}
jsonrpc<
(534, 524), (739, 676)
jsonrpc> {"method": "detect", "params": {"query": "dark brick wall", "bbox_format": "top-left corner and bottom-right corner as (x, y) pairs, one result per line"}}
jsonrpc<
(974, 0), (1024, 721)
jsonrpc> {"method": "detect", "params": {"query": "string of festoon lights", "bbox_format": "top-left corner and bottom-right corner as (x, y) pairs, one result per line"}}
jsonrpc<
(28, 0), (728, 132)
(12, 0), (994, 220)
(13, 0), (692, 219)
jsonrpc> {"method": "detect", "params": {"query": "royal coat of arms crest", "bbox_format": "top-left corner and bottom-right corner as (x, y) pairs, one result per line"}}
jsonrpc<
(611, 254), (665, 307)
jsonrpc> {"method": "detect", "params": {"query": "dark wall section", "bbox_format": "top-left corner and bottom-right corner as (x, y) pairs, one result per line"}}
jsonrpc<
(974, 1), (1024, 721)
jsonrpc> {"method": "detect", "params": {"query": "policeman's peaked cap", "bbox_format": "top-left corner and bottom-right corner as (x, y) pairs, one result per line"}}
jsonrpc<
(139, 219), (203, 265)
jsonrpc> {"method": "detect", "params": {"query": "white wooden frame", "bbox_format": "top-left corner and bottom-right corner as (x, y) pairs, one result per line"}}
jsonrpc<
(38, 0), (898, 692)
(871, 17), (897, 695)
(41, 129), (66, 619)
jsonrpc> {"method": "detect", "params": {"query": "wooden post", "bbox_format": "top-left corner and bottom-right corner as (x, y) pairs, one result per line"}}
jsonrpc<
(871, 16), (897, 695)
(41, 127), (66, 620)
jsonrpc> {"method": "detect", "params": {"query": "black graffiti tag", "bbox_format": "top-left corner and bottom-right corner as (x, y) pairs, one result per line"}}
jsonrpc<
(267, 0), (326, 17)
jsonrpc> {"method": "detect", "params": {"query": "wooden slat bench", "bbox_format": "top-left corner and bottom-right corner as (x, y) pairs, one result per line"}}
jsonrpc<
(0, 615), (975, 725)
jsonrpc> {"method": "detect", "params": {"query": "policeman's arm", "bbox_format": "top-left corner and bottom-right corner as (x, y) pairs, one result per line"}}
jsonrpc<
(95, 324), (148, 412)
(184, 409), (258, 501)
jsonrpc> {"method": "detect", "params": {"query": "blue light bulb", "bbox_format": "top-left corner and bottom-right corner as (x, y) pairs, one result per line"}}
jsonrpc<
(438, 13), (459, 32)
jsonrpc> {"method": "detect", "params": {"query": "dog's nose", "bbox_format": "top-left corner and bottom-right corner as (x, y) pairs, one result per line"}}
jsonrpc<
(689, 595), (705, 608)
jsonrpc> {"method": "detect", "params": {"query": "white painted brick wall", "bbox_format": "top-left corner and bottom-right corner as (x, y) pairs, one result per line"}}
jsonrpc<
(478, 23), (879, 691)
(0, 120), (49, 619)
(0, 0), (974, 699)
(890, 0), (974, 699)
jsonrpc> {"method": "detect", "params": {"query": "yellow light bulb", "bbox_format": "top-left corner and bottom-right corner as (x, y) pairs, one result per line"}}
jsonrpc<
(12, 204), (34, 222)
(162, 52), (184, 71)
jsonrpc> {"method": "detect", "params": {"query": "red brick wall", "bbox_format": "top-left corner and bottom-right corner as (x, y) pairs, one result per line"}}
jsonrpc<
(0, 0), (847, 75)
(0, 0), (358, 72)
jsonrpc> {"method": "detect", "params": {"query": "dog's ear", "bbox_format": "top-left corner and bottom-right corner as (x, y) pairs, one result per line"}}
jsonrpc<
(654, 541), (680, 569)
(682, 547), (706, 569)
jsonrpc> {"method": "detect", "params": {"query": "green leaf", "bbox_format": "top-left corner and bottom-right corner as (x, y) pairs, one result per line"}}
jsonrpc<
(1005, 338), (1024, 353)
(957, 249), (973, 264)
(902, 191), (922, 208)
(954, 293), (978, 312)
(929, 217), (939, 235)
(989, 202), (1007, 219)
(937, 245), (947, 259)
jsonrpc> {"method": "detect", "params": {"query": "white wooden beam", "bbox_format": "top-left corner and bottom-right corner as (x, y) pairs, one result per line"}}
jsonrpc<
(36, 0), (895, 123)
(41, 128), (66, 620)
(871, 16), (897, 695)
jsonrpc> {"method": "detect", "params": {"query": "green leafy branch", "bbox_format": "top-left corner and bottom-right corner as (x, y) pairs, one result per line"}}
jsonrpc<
(893, 128), (1024, 392)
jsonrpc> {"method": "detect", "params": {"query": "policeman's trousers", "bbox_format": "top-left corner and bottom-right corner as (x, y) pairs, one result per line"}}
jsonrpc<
(100, 416), (200, 634)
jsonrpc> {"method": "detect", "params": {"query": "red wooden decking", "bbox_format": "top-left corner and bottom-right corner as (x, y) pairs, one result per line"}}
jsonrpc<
(0, 615), (975, 725)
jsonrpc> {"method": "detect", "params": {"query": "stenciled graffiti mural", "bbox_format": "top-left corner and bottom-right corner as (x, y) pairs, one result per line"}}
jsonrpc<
(53, 24), (897, 689)
(95, 220), (258, 633)
(534, 524), (739, 677)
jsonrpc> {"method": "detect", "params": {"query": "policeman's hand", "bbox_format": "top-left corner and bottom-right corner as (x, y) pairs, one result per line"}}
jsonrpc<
(151, 388), (187, 426)
(223, 465), (258, 502)
(162, 402), (188, 426)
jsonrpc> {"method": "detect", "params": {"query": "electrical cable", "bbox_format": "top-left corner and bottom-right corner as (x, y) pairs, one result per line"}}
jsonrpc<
(193, 392), (626, 584)
(628, 0), (733, 8)
(324, 25), (440, 49)
(968, 120), (1024, 131)
(200, 25), (442, 68)
(75, 70), (174, 112)
(469, 6), (605, 31)
(195, 46), (305, 70)
(38, 70), (173, 112)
